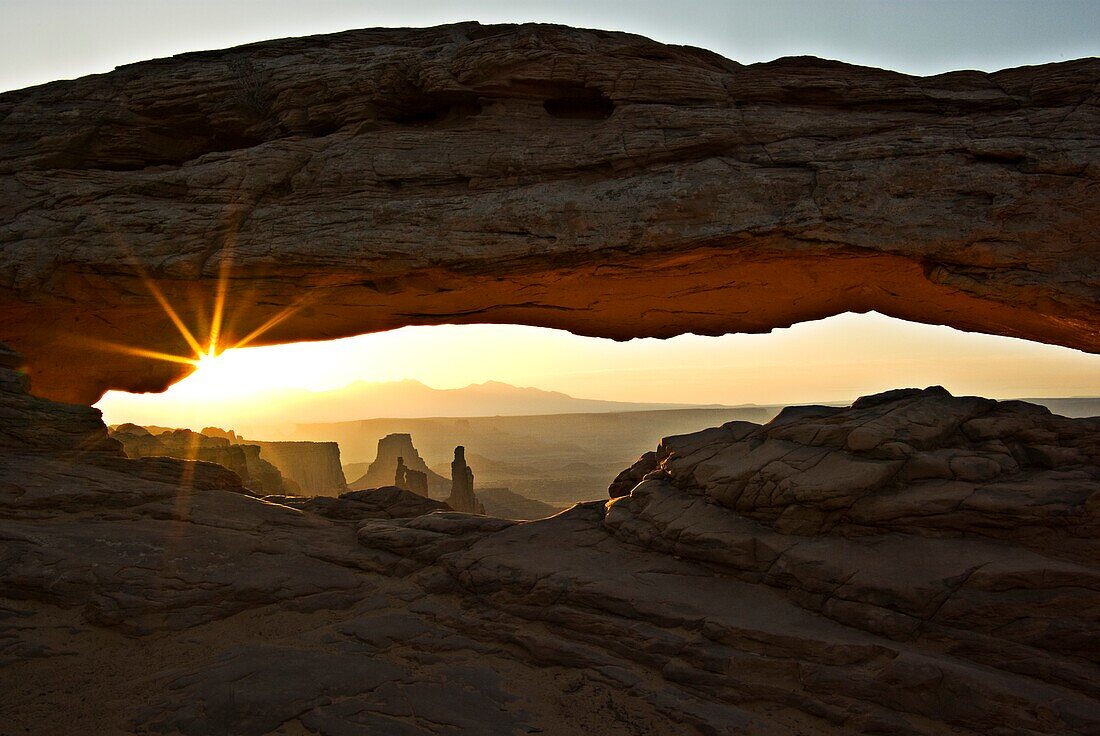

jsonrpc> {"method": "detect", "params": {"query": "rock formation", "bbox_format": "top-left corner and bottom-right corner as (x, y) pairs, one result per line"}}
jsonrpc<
(264, 486), (451, 521)
(249, 440), (347, 496)
(445, 446), (485, 515)
(0, 24), (1096, 403)
(350, 433), (449, 496)
(0, 19), (1098, 735)
(476, 487), (562, 520)
(201, 426), (242, 443)
(406, 468), (429, 497)
(1, 338), (1097, 734)
(357, 388), (1100, 734)
(110, 425), (288, 494)
(0, 343), (120, 457)
(392, 456), (431, 498)
(394, 456), (408, 488)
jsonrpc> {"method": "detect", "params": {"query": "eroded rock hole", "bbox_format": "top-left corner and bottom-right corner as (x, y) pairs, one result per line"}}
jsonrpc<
(387, 91), (483, 126)
(543, 87), (615, 119)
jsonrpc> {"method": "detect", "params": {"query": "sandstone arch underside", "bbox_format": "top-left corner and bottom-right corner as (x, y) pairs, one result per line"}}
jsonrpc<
(0, 23), (1097, 404)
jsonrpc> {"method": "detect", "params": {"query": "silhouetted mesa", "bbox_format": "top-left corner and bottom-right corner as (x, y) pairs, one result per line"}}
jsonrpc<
(247, 441), (347, 496)
(350, 433), (448, 496)
(446, 446), (485, 515)
(109, 424), (349, 496)
(110, 425), (289, 494)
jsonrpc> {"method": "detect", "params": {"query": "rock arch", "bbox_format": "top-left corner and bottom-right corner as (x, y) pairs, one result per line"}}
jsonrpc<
(1, 23), (1096, 403)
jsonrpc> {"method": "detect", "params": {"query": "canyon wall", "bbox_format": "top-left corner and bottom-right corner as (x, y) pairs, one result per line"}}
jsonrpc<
(0, 23), (1096, 403)
(111, 425), (289, 494)
(251, 440), (347, 496)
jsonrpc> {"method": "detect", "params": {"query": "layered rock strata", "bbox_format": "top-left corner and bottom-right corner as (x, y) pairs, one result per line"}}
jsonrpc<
(0, 24), (1097, 402)
(3, 349), (1095, 734)
(250, 440), (347, 496)
(110, 424), (289, 494)
(357, 388), (1100, 734)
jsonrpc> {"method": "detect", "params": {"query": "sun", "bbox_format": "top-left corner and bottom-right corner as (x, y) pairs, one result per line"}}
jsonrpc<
(78, 243), (308, 378)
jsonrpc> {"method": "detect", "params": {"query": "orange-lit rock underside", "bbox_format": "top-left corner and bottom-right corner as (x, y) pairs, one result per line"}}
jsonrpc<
(1, 23), (1097, 403)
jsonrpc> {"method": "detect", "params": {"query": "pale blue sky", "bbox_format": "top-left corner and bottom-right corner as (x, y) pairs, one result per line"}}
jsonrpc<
(1, 0), (1098, 92)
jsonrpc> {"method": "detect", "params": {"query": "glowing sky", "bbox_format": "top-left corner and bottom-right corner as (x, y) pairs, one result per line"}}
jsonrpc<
(95, 314), (1100, 430)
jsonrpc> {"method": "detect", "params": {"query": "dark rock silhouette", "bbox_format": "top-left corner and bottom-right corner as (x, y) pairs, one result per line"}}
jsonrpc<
(358, 387), (1100, 734)
(446, 446), (485, 515)
(392, 456), (431, 498)
(201, 426), (242, 443)
(0, 343), (119, 458)
(197, 427), (342, 495)
(110, 425), (288, 494)
(350, 433), (448, 496)
(394, 456), (408, 488)
(405, 468), (429, 497)
(248, 440), (347, 496)
(1, 341), (1097, 734)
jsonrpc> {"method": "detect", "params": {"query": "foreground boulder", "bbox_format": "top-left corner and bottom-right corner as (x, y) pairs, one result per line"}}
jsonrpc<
(609, 385), (1098, 551)
(263, 485), (451, 521)
(355, 388), (1100, 734)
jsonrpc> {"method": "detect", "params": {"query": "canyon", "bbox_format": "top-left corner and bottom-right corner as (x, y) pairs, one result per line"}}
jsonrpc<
(0, 21), (1097, 736)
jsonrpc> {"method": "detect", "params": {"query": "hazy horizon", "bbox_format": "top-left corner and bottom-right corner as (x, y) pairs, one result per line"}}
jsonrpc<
(96, 312), (1100, 433)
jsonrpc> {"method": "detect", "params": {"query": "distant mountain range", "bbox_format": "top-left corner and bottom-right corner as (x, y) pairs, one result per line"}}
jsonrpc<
(220, 379), (739, 429)
(246, 381), (1100, 431)
(312, 379), (733, 417)
(103, 373), (1100, 438)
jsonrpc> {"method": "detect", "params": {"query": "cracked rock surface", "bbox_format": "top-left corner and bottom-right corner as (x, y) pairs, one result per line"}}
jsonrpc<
(1, 23), (1098, 402)
(1, 344), (1097, 734)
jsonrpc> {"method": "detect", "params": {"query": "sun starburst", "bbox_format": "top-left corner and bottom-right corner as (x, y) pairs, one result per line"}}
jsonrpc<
(80, 241), (307, 374)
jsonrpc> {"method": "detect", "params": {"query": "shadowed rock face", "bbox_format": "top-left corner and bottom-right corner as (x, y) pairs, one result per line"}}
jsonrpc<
(248, 440), (347, 496)
(2, 337), (1097, 733)
(358, 389), (1100, 734)
(109, 425), (289, 494)
(608, 386), (1099, 554)
(1, 23), (1097, 402)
